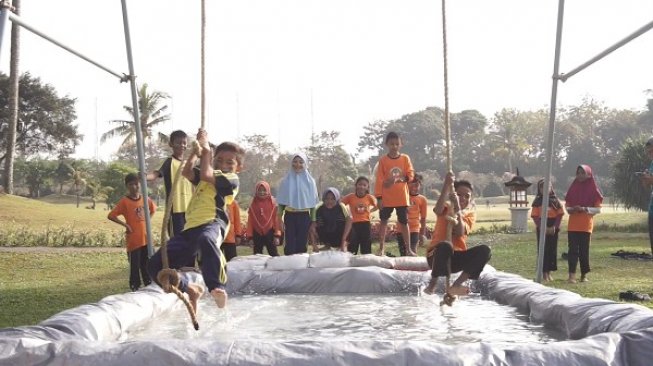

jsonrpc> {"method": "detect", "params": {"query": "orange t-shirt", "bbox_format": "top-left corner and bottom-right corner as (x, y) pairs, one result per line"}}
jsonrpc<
(341, 193), (377, 223)
(223, 200), (242, 244)
(426, 206), (475, 256)
(406, 194), (428, 233)
(108, 195), (156, 252)
(374, 154), (415, 207)
(531, 206), (565, 220)
(566, 199), (602, 233)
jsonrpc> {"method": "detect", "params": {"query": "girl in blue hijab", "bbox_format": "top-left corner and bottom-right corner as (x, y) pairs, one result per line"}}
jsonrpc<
(277, 152), (319, 255)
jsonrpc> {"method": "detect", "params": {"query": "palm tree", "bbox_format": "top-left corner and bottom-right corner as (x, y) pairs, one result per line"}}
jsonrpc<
(100, 83), (171, 155)
(3, 0), (21, 194)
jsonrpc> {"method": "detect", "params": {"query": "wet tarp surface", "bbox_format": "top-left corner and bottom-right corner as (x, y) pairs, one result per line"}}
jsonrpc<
(1, 254), (653, 366)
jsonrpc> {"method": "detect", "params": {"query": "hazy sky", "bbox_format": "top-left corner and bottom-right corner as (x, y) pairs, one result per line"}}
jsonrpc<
(1, 0), (652, 161)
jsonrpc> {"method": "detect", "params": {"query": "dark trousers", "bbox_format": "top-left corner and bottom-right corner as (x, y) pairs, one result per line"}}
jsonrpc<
(283, 211), (312, 255)
(427, 242), (491, 280)
(535, 228), (558, 272)
(317, 225), (345, 248)
(128, 246), (151, 291)
(148, 222), (226, 293)
(170, 212), (186, 237)
(568, 231), (591, 275)
(348, 222), (372, 254)
(253, 229), (279, 256)
(221, 244), (238, 262)
(649, 213), (653, 255)
(397, 232), (419, 256)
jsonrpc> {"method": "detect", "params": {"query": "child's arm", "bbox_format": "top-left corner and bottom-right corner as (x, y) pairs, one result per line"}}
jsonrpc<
(369, 195), (379, 213)
(341, 209), (353, 252)
(434, 172), (454, 215)
(107, 204), (132, 234)
(196, 129), (216, 185)
(233, 202), (242, 245)
(182, 152), (199, 183)
(146, 171), (161, 181)
(148, 197), (156, 217)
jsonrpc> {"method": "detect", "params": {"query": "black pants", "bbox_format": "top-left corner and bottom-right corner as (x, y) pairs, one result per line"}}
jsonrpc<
(348, 222), (372, 254)
(221, 244), (238, 262)
(535, 228), (558, 272)
(317, 225), (345, 248)
(427, 242), (491, 280)
(253, 229), (279, 256)
(648, 213), (653, 255)
(568, 231), (591, 275)
(397, 232), (419, 256)
(128, 246), (150, 291)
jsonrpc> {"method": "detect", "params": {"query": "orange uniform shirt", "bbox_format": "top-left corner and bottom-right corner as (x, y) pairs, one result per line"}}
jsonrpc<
(426, 206), (475, 256)
(566, 199), (602, 233)
(374, 154), (415, 207)
(223, 201), (242, 244)
(108, 195), (156, 252)
(341, 193), (377, 223)
(407, 194), (428, 233)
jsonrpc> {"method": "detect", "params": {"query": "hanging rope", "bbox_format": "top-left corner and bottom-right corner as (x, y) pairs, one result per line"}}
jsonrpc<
(153, 0), (208, 331)
(439, 0), (456, 307)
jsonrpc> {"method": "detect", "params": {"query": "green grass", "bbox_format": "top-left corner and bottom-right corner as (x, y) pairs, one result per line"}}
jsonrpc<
(0, 193), (651, 328)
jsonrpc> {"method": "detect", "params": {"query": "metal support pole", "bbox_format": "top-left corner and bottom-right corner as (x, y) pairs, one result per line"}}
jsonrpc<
(559, 19), (653, 82)
(537, 0), (565, 283)
(6, 12), (128, 81)
(120, 0), (154, 256)
(0, 6), (9, 57)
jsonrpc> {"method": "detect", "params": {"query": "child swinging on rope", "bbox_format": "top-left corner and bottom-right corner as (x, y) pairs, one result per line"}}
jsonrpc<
(147, 128), (243, 311)
(424, 172), (491, 299)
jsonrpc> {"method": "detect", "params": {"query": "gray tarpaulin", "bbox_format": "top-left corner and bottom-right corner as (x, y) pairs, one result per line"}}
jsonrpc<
(1, 255), (653, 366)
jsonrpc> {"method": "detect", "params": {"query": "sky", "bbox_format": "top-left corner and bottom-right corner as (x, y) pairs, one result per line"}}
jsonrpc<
(1, 0), (652, 162)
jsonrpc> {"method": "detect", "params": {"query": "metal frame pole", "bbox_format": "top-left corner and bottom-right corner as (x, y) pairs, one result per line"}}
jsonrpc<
(0, 5), (9, 57)
(120, 0), (154, 256)
(559, 19), (653, 82)
(5, 12), (127, 81)
(536, 0), (565, 283)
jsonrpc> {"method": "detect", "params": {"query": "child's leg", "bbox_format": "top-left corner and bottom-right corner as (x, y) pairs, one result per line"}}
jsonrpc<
(543, 230), (558, 274)
(138, 246), (151, 286)
(221, 244), (238, 262)
(578, 232), (591, 280)
(347, 224), (359, 254)
(409, 232), (419, 254)
(170, 212), (186, 237)
(452, 245), (491, 294)
(360, 222), (372, 255)
(197, 223), (229, 308)
(253, 231), (264, 255)
(424, 241), (454, 294)
(147, 231), (199, 293)
(128, 249), (141, 291)
(567, 232), (581, 282)
(396, 230), (406, 256)
(377, 207), (393, 255)
(283, 213), (297, 255)
(395, 207), (414, 256)
(263, 230), (279, 256)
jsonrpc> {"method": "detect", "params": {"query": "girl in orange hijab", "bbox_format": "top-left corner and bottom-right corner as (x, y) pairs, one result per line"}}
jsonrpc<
(246, 181), (282, 256)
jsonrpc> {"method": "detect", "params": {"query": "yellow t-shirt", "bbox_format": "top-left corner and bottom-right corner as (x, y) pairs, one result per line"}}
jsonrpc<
(184, 170), (239, 231)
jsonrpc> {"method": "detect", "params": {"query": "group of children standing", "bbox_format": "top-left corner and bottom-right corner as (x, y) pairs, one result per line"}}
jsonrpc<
(107, 126), (609, 313)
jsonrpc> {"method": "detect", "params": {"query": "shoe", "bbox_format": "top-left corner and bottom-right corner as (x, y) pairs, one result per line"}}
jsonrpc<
(619, 290), (651, 302)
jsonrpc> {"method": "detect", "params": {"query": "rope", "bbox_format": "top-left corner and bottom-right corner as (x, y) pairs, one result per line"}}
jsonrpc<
(440, 0), (457, 307)
(200, 0), (206, 130)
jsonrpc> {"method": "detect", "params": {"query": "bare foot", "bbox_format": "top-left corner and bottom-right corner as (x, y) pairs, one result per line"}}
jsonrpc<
(567, 278), (577, 284)
(448, 285), (470, 296)
(211, 288), (228, 308)
(186, 284), (205, 314)
(423, 279), (437, 295)
(580, 275), (589, 282)
(407, 250), (417, 257)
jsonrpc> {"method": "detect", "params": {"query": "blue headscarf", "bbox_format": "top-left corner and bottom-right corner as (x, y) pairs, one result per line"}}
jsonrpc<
(277, 152), (319, 209)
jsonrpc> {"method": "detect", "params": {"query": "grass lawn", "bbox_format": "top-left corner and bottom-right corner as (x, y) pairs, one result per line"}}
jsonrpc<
(1, 193), (652, 328)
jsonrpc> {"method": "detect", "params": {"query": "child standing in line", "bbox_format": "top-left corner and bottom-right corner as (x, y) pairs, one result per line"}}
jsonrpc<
(276, 152), (319, 255)
(221, 200), (242, 262)
(565, 164), (603, 284)
(312, 187), (353, 252)
(374, 131), (415, 256)
(108, 173), (157, 291)
(246, 181), (282, 256)
(147, 130), (194, 237)
(531, 179), (564, 282)
(424, 173), (491, 297)
(341, 176), (378, 254)
(147, 128), (243, 311)
(396, 174), (428, 256)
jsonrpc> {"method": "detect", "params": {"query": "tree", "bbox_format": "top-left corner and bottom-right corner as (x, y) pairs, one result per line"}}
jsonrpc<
(68, 160), (88, 208)
(86, 179), (113, 210)
(99, 162), (137, 207)
(2, 0), (20, 194)
(14, 158), (57, 197)
(100, 83), (170, 165)
(612, 138), (650, 211)
(305, 131), (358, 194)
(238, 134), (279, 203)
